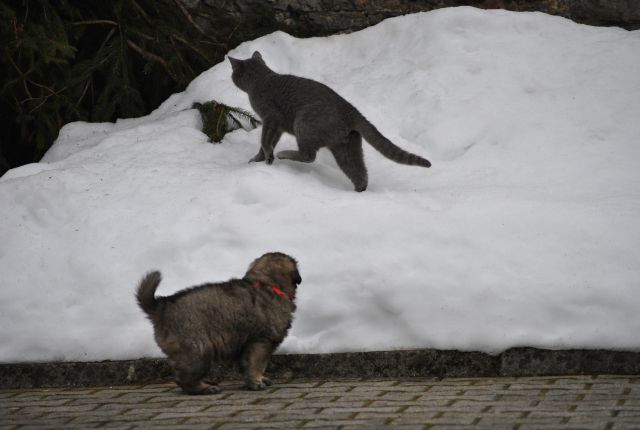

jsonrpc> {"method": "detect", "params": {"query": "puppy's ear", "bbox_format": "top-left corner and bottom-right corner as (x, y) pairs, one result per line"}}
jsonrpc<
(292, 268), (302, 285)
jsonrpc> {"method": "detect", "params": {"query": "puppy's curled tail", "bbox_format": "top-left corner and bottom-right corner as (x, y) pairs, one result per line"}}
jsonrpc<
(136, 271), (162, 317)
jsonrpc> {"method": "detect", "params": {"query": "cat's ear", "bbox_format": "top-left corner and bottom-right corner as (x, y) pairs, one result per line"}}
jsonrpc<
(228, 56), (241, 71)
(252, 51), (266, 65)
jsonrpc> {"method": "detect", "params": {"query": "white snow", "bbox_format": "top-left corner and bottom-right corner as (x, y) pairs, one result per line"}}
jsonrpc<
(1, 7), (639, 363)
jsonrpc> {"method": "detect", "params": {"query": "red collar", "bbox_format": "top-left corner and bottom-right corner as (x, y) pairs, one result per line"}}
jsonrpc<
(252, 281), (293, 301)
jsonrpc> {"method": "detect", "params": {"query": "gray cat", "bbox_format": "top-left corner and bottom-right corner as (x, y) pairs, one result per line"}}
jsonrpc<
(229, 51), (431, 192)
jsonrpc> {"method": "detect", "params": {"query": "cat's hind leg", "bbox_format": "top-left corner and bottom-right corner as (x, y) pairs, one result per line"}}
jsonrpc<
(277, 112), (324, 163)
(329, 131), (368, 192)
(276, 149), (317, 162)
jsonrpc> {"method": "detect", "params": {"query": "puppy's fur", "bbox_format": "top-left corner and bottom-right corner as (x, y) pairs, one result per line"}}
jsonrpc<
(136, 252), (301, 395)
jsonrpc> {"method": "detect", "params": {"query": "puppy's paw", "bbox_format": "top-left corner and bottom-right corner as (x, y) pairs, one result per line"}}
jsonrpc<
(181, 381), (222, 395)
(201, 384), (222, 395)
(265, 154), (274, 165)
(261, 376), (272, 387)
(246, 380), (268, 391)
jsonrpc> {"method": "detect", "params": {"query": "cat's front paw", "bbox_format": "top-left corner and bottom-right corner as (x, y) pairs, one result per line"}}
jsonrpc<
(265, 154), (274, 165)
(249, 150), (266, 163)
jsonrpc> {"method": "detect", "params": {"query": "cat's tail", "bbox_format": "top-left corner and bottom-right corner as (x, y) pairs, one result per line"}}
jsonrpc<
(354, 115), (431, 167)
(136, 271), (161, 317)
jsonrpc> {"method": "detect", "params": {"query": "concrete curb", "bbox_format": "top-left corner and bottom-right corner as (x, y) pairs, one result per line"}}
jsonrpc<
(1, 347), (638, 389)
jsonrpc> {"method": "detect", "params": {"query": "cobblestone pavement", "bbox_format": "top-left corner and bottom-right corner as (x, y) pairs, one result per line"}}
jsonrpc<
(1, 375), (639, 429)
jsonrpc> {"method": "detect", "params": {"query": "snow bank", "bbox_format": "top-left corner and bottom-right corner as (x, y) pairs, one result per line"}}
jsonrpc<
(1, 7), (639, 362)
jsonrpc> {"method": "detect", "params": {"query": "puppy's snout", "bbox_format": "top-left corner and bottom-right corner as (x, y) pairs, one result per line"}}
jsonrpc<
(293, 269), (302, 285)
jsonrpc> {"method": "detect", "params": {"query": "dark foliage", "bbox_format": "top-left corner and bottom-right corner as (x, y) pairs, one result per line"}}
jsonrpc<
(0, 0), (281, 175)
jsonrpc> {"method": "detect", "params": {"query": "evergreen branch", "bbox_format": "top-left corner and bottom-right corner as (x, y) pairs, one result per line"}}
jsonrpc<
(126, 39), (177, 82)
(24, 81), (68, 113)
(172, 0), (205, 36)
(91, 27), (117, 53)
(76, 79), (91, 107)
(227, 106), (262, 126)
(11, 14), (21, 47)
(200, 40), (228, 48)
(131, 0), (151, 24)
(27, 95), (53, 114)
(227, 113), (243, 129)
(6, 55), (29, 80)
(72, 20), (118, 26)
(22, 79), (32, 100)
(215, 106), (226, 139)
(26, 80), (67, 95)
(131, 30), (156, 42)
(170, 34), (211, 62)
(226, 22), (241, 45)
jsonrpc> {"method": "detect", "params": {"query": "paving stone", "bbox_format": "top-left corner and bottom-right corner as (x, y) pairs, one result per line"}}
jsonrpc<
(134, 425), (209, 430)
(312, 409), (361, 418)
(316, 379), (362, 386)
(382, 386), (431, 394)
(396, 378), (440, 385)
(618, 409), (640, 417)
(4, 416), (74, 426)
(153, 409), (236, 420)
(369, 399), (445, 409)
(145, 394), (186, 402)
(8, 426), (95, 430)
(354, 379), (402, 387)
(476, 411), (529, 422)
(374, 425), (425, 430)
(217, 420), (307, 429)
(425, 426), (479, 430)
(331, 393), (386, 402)
(269, 409), (346, 420)
(303, 418), (387, 427)
(64, 411), (161, 423)
(452, 394), (502, 402)
(404, 404), (485, 415)
(517, 426), (585, 430)
(612, 421), (640, 429)
(13, 403), (102, 414)
(426, 411), (484, 425)
(285, 400), (366, 409)
(318, 405), (399, 415)
(6, 398), (72, 407)
(300, 388), (352, 397)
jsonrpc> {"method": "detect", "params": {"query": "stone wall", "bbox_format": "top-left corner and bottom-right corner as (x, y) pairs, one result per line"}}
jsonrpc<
(187, 0), (639, 43)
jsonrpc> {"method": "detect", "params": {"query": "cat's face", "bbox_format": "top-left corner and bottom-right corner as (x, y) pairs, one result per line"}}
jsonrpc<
(229, 51), (266, 92)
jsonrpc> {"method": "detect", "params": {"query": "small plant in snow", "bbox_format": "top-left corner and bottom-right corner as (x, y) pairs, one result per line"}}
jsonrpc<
(192, 100), (261, 143)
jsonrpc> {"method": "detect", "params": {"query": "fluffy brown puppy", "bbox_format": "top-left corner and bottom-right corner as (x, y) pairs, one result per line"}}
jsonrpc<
(136, 252), (301, 395)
